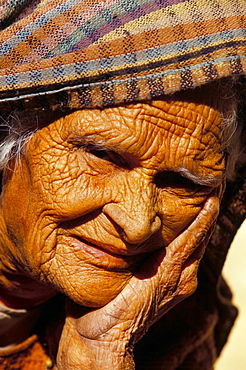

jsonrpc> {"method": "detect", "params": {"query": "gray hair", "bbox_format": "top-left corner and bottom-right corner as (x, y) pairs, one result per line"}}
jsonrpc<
(0, 114), (37, 171)
(0, 78), (244, 182)
(0, 107), (59, 172)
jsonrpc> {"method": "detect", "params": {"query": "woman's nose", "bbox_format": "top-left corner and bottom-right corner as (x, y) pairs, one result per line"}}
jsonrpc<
(102, 198), (161, 244)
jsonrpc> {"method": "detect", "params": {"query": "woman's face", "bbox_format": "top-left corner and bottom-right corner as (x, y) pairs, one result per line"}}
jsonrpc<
(1, 99), (225, 307)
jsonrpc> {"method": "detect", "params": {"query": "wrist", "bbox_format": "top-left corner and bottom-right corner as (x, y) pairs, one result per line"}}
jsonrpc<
(57, 317), (135, 370)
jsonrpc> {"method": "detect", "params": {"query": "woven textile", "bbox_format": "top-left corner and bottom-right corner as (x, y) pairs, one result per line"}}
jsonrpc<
(0, 0), (245, 110)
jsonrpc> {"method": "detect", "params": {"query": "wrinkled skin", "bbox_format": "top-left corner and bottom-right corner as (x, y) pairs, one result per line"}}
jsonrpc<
(0, 98), (225, 368)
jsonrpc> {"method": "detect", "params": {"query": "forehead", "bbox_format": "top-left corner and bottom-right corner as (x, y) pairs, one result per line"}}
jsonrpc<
(54, 99), (224, 176)
(60, 100), (222, 142)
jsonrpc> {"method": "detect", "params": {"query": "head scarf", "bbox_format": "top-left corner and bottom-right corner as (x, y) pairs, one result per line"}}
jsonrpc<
(0, 0), (245, 111)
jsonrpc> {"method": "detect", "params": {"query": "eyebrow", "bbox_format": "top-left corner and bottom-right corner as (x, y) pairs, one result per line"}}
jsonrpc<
(67, 135), (124, 153)
(177, 167), (224, 187)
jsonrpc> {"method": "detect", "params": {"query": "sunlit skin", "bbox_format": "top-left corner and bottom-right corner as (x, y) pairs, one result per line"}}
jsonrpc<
(0, 98), (225, 314)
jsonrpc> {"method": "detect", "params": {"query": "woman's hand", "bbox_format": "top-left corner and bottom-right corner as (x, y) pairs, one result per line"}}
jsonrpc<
(56, 194), (219, 370)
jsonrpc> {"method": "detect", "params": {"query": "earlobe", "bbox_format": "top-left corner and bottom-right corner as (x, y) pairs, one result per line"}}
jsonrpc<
(217, 179), (227, 201)
(0, 171), (2, 194)
(0, 194), (6, 231)
(0, 200), (19, 289)
(1, 157), (18, 188)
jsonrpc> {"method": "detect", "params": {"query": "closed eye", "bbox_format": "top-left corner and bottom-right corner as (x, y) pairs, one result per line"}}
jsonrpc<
(154, 171), (205, 190)
(84, 144), (131, 169)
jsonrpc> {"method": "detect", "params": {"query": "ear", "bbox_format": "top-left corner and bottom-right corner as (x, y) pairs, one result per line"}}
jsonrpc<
(0, 171), (2, 194)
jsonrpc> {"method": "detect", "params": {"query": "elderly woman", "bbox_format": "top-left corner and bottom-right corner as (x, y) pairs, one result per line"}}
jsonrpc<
(0, 0), (245, 369)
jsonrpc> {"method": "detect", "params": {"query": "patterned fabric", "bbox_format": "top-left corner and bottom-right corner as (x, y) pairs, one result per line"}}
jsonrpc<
(0, 0), (245, 110)
(0, 335), (55, 370)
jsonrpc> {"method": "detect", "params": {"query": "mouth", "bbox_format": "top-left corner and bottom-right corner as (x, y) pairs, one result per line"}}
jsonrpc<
(63, 235), (146, 272)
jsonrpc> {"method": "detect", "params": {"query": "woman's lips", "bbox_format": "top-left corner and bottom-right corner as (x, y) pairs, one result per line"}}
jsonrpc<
(64, 235), (145, 271)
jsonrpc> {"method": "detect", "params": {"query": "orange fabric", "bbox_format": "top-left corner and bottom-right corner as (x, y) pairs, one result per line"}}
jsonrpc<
(0, 335), (54, 370)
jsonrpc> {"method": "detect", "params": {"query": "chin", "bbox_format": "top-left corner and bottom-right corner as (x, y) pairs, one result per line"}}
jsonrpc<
(50, 268), (132, 308)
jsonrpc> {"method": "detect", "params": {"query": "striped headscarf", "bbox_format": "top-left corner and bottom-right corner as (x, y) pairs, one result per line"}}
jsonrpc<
(0, 0), (245, 111)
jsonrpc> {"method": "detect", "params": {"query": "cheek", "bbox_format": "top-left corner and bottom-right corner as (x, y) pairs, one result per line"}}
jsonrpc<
(157, 191), (204, 244)
(27, 150), (114, 221)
